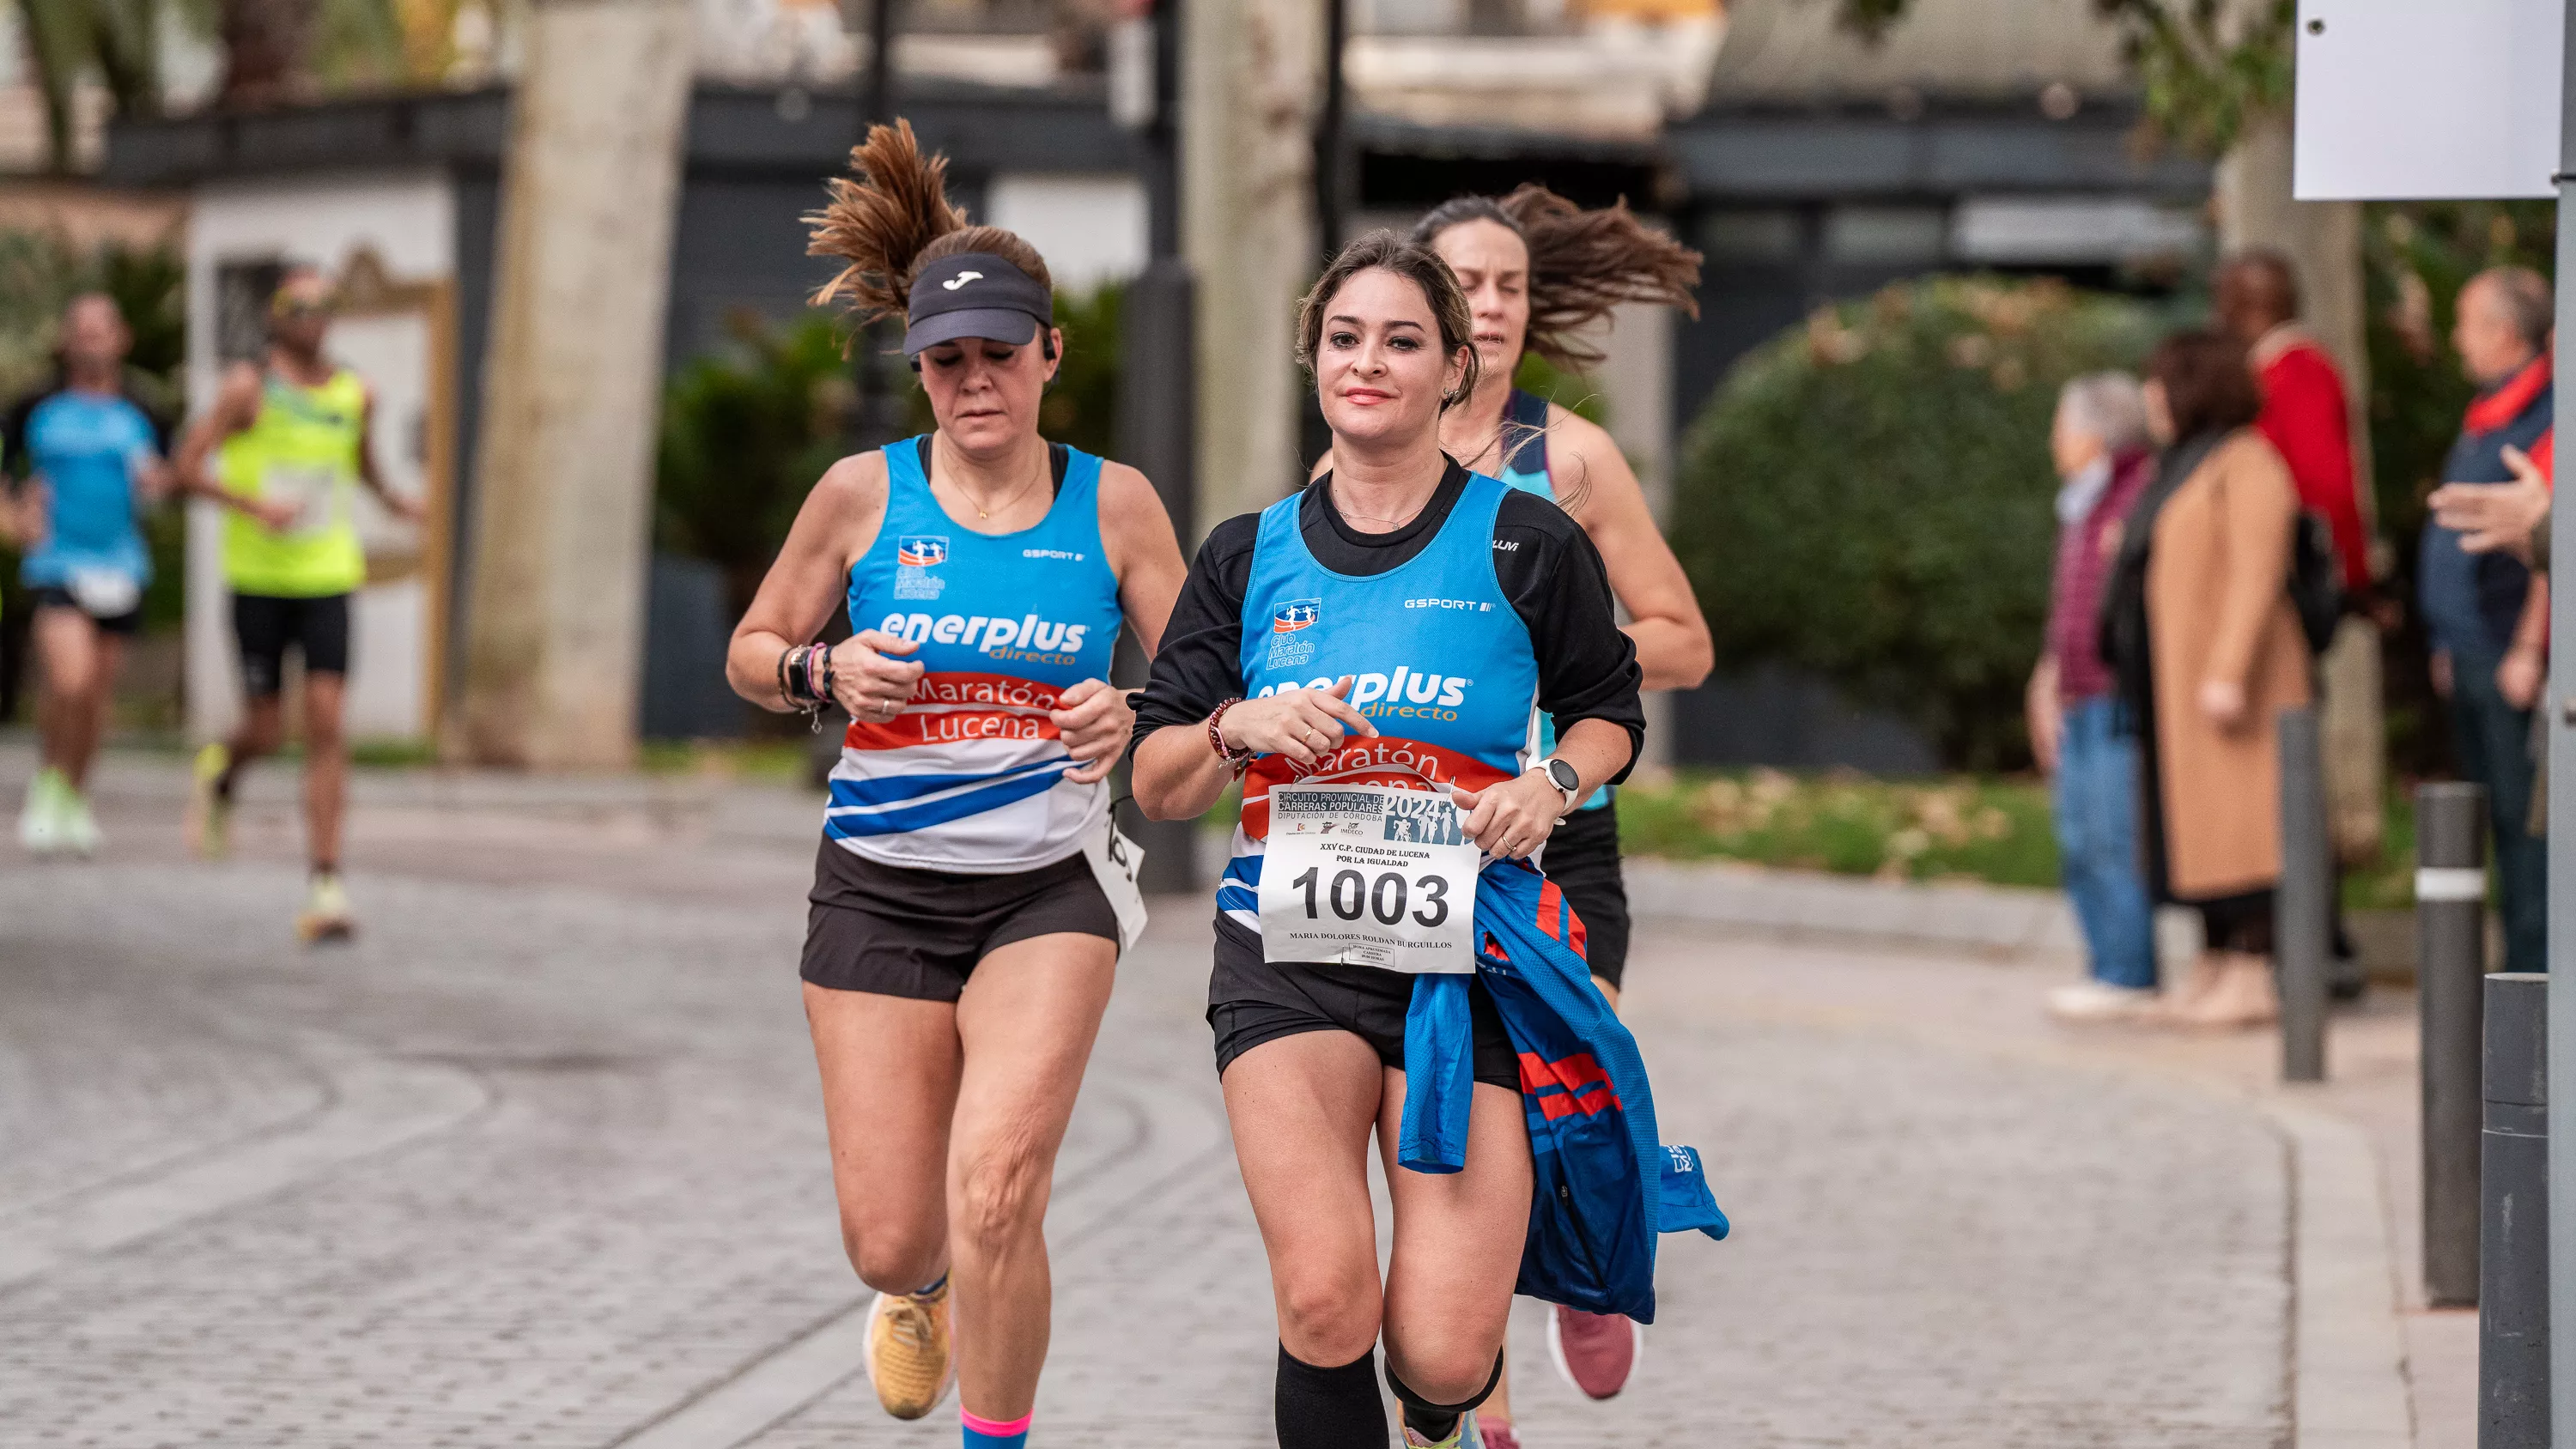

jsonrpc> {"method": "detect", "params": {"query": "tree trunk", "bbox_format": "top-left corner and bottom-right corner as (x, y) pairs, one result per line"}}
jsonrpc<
(452, 0), (694, 768)
(1181, 0), (1322, 533)
(2218, 108), (2386, 863)
(219, 0), (318, 106)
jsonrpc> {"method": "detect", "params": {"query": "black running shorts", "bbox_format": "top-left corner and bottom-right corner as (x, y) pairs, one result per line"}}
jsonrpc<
(1540, 800), (1631, 991)
(29, 584), (141, 636)
(1207, 919), (1521, 1088)
(231, 591), (352, 698)
(802, 840), (1119, 1001)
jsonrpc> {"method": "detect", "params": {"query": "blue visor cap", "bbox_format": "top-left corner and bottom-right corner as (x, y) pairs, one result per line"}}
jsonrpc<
(902, 252), (1051, 355)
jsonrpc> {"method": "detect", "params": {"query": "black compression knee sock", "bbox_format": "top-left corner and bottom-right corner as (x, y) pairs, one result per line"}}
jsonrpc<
(1276, 1343), (1384, 1449)
(1386, 1352), (1504, 1443)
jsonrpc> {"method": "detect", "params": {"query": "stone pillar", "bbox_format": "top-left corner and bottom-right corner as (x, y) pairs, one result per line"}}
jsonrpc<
(453, 0), (694, 768)
(1181, 0), (1322, 535)
(1596, 300), (1678, 772)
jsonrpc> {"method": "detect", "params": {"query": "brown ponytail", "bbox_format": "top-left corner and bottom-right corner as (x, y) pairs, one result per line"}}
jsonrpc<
(806, 118), (1055, 329)
(1415, 184), (1701, 373)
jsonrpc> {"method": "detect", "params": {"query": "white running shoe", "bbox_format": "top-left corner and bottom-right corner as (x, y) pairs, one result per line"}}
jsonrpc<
(2046, 979), (2160, 1022)
(17, 767), (68, 857)
(295, 872), (357, 944)
(58, 788), (101, 858)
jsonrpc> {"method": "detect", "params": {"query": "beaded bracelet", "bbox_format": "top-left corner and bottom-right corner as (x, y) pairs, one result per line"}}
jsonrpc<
(1206, 697), (1253, 777)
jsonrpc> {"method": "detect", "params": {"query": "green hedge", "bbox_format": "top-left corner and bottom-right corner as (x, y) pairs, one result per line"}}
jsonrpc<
(1668, 276), (2160, 770)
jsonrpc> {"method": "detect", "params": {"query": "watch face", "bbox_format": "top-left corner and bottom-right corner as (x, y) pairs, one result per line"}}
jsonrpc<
(1546, 759), (1580, 792)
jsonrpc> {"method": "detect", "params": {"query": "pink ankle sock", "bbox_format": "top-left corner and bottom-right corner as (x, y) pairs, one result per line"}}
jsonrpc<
(961, 1408), (1031, 1447)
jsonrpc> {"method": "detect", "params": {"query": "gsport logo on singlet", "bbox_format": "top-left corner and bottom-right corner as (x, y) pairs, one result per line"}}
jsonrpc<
(1216, 471), (1542, 939)
(829, 438), (1123, 873)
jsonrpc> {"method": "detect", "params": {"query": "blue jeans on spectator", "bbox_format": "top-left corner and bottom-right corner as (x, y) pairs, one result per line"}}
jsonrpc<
(2447, 652), (2549, 974)
(2053, 696), (2158, 990)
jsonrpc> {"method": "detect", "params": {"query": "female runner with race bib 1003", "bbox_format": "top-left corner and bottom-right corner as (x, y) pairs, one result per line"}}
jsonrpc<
(1131, 232), (1647, 1449)
(727, 119), (1185, 1449)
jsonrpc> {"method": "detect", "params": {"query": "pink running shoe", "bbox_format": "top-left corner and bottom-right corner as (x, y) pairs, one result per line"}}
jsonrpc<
(1478, 1417), (1522, 1449)
(1547, 1305), (1642, 1400)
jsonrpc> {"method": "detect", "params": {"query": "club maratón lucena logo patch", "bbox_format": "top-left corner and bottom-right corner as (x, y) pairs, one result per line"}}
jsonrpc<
(894, 535), (948, 599)
(1267, 598), (1321, 670)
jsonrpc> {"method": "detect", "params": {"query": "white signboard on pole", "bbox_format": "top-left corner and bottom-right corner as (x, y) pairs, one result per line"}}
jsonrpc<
(2293, 0), (2562, 199)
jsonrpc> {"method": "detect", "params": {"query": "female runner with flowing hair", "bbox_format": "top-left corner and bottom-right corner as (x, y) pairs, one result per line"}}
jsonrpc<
(1407, 187), (1707, 1439)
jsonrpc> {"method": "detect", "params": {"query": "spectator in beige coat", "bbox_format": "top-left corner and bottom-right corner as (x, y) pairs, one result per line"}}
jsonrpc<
(2101, 329), (2313, 1028)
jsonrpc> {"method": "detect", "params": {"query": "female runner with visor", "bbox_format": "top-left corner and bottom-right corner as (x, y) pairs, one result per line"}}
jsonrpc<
(727, 120), (1185, 1449)
(1131, 231), (1644, 1449)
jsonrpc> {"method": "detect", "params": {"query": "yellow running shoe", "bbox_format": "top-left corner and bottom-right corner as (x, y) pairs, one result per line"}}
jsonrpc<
(861, 1277), (955, 1421)
(185, 743), (233, 860)
(295, 871), (356, 944)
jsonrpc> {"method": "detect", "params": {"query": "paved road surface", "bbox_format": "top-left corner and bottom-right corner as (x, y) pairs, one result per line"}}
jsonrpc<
(0, 765), (2312, 1446)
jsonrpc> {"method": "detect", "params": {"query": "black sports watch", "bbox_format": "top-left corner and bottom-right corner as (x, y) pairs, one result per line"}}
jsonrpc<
(1531, 757), (1583, 818)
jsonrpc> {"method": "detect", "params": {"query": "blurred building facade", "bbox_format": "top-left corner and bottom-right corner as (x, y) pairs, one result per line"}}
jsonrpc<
(73, 0), (2213, 761)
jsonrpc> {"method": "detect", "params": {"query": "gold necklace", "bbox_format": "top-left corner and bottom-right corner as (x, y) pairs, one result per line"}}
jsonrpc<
(1334, 482), (1434, 531)
(934, 442), (1047, 522)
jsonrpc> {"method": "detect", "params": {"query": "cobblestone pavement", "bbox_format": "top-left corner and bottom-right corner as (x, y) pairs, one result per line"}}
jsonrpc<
(0, 761), (2304, 1447)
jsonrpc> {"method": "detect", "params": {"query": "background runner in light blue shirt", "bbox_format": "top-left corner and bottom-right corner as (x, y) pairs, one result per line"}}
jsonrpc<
(3, 294), (171, 858)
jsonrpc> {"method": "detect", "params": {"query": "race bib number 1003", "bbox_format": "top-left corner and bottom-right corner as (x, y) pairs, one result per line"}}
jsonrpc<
(1257, 783), (1478, 973)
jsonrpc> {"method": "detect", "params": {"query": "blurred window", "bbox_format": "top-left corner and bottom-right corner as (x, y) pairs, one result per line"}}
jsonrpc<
(1698, 210), (1802, 264)
(1822, 207), (1947, 265)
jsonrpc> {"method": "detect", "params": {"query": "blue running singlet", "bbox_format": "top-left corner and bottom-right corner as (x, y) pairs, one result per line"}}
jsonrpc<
(1216, 470), (1542, 934)
(829, 438), (1124, 872)
(14, 387), (157, 591)
(1492, 388), (1609, 813)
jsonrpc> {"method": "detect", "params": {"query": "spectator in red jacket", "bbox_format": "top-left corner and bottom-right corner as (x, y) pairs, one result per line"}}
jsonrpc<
(2216, 251), (2371, 593)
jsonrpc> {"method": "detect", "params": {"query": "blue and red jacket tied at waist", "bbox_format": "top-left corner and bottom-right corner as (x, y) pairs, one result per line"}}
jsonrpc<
(1396, 858), (1728, 1321)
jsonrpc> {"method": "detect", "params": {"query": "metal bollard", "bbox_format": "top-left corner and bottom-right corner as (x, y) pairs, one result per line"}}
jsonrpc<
(2278, 706), (2331, 1082)
(2423, 781), (2493, 1307)
(2482, 973), (2549, 1447)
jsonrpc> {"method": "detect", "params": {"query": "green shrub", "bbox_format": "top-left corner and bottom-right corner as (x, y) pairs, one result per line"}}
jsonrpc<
(1668, 276), (2160, 770)
(654, 311), (856, 619)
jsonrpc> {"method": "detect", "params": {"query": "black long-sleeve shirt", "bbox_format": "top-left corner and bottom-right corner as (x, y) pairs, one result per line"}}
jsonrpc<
(1130, 461), (1644, 773)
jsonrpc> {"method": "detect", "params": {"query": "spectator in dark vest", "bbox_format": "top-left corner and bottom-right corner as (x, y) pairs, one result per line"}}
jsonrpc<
(2031, 372), (2160, 1021)
(2421, 265), (2553, 974)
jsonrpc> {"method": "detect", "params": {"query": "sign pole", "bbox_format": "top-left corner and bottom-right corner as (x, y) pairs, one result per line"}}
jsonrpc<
(2549, 3), (2576, 1440)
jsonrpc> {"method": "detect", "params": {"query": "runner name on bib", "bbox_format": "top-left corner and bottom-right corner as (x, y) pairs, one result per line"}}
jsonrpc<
(1257, 783), (1479, 973)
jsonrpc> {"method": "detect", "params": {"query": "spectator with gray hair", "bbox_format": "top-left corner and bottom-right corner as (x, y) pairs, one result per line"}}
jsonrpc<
(2419, 264), (2554, 974)
(2029, 370), (2161, 1020)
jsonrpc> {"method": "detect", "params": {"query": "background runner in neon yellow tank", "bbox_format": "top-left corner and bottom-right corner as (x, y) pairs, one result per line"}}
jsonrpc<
(215, 365), (369, 597)
(173, 264), (424, 942)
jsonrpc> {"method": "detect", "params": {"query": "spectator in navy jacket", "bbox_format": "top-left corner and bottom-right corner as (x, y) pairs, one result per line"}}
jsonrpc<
(2421, 265), (2554, 974)
(2030, 372), (2160, 1020)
